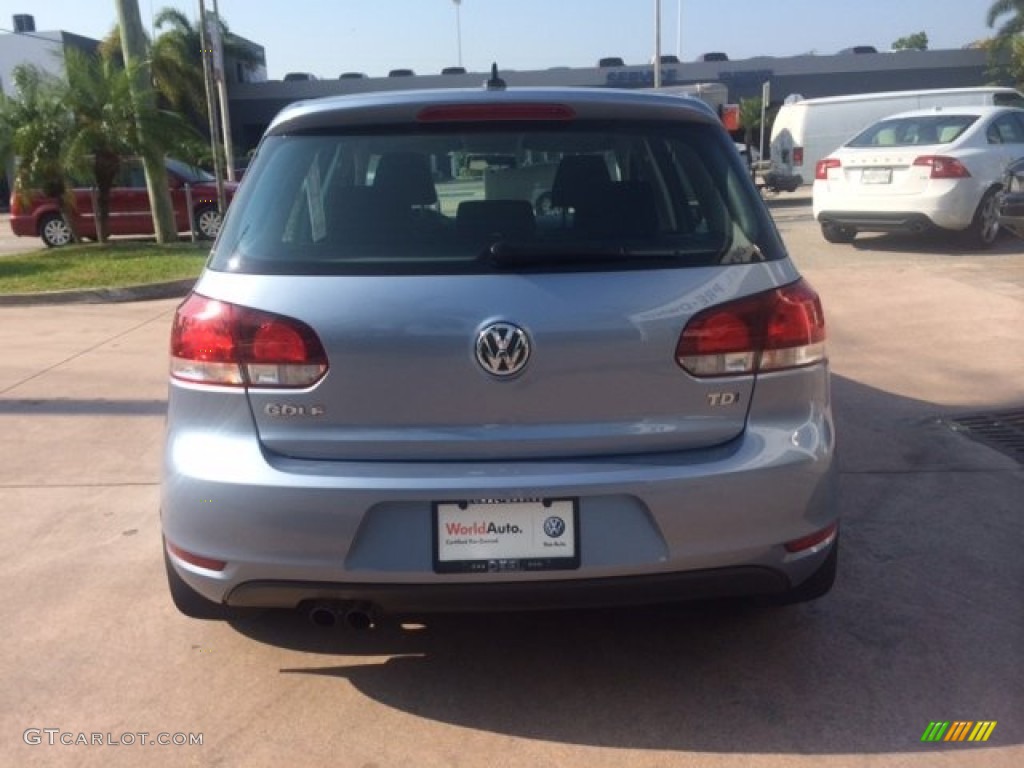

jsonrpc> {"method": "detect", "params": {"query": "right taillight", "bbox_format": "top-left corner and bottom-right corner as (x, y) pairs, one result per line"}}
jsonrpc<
(913, 156), (971, 179)
(675, 279), (826, 377)
(815, 158), (841, 180)
(170, 294), (328, 388)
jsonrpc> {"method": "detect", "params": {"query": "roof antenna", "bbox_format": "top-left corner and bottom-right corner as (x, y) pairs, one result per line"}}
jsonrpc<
(485, 62), (506, 90)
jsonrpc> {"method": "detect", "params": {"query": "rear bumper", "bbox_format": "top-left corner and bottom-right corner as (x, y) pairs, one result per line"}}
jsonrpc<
(9, 214), (36, 238)
(226, 567), (791, 612)
(817, 210), (936, 234)
(162, 367), (837, 612)
(813, 179), (980, 233)
(761, 171), (803, 192)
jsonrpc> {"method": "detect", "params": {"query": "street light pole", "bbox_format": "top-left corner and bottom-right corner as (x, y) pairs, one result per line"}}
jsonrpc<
(453, 0), (463, 68)
(212, 0), (235, 181)
(677, 0), (682, 59)
(198, 0), (225, 215)
(654, 0), (662, 88)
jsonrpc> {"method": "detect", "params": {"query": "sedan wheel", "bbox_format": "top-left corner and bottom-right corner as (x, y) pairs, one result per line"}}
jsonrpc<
(964, 189), (1000, 249)
(194, 206), (223, 240)
(40, 213), (74, 247)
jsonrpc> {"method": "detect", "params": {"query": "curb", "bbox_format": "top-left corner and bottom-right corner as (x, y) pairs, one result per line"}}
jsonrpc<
(0, 278), (194, 307)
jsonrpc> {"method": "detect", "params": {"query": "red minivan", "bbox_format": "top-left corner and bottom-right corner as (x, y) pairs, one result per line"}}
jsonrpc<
(9, 158), (237, 247)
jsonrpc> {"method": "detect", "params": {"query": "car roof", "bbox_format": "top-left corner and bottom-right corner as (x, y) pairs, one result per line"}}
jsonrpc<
(787, 87), (1022, 107)
(873, 105), (1024, 121)
(266, 86), (721, 135)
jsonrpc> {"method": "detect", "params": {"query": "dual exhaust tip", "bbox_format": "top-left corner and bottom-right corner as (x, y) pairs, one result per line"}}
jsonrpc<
(307, 601), (377, 630)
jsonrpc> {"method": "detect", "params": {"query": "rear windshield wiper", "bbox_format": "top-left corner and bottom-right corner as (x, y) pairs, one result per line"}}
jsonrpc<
(488, 241), (711, 269)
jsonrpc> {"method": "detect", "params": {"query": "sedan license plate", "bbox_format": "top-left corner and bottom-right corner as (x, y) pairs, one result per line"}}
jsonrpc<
(861, 167), (892, 184)
(433, 498), (579, 573)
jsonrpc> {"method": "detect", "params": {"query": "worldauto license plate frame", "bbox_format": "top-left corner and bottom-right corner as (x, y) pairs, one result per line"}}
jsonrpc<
(433, 498), (580, 574)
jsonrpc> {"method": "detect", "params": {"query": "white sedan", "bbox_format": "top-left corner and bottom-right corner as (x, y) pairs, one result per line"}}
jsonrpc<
(812, 105), (1024, 247)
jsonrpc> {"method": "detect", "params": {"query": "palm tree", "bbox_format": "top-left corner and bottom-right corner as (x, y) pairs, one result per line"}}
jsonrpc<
(0, 65), (78, 242)
(987, 0), (1024, 38)
(61, 48), (198, 242)
(149, 8), (209, 134)
(986, 1), (1024, 85)
(100, 6), (262, 141)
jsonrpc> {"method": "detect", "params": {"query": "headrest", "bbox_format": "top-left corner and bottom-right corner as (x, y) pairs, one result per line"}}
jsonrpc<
(373, 152), (438, 206)
(550, 155), (612, 208)
(456, 200), (535, 241)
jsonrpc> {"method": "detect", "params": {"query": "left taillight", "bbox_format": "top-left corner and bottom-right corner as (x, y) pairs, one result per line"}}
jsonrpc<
(170, 294), (328, 388)
(815, 158), (841, 180)
(675, 279), (826, 377)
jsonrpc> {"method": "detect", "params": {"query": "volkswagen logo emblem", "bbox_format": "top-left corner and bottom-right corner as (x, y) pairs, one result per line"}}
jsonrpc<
(476, 323), (531, 377)
(543, 516), (566, 539)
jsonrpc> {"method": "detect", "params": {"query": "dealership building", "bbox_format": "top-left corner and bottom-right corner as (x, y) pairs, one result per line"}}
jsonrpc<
(0, 12), (1009, 162)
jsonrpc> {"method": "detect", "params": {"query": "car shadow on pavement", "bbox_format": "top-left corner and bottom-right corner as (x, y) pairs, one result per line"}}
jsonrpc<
(849, 229), (1024, 255)
(0, 398), (167, 416)
(227, 374), (1023, 755)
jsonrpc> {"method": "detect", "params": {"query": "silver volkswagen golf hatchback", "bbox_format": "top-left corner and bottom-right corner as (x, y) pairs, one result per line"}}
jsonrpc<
(162, 82), (838, 625)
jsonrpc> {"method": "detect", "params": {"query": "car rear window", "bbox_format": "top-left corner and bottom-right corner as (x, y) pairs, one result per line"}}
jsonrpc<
(166, 158), (215, 184)
(847, 115), (978, 148)
(994, 92), (1024, 108)
(211, 120), (776, 275)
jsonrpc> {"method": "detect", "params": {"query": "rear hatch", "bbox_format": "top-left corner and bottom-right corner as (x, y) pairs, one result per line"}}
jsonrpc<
(188, 90), (806, 462)
(195, 264), (785, 461)
(828, 147), (936, 198)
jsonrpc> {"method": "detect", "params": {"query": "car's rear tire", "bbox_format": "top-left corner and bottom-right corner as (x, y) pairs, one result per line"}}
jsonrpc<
(820, 222), (856, 244)
(771, 536), (839, 605)
(962, 188), (1000, 249)
(194, 205), (223, 240)
(164, 546), (229, 619)
(39, 213), (74, 247)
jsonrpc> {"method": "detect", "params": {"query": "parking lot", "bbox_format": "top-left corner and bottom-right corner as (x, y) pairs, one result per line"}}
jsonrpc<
(0, 198), (1021, 767)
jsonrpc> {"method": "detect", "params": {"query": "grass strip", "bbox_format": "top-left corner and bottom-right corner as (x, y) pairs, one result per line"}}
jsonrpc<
(0, 242), (208, 294)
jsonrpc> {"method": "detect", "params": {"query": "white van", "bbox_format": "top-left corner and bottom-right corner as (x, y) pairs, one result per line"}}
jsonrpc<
(767, 87), (1024, 190)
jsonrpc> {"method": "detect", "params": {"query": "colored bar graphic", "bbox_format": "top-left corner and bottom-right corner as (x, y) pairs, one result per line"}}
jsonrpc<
(968, 722), (997, 742)
(944, 722), (972, 741)
(921, 721), (996, 743)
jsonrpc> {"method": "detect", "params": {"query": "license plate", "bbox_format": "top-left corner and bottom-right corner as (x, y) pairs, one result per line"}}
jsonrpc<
(861, 168), (892, 184)
(433, 498), (579, 573)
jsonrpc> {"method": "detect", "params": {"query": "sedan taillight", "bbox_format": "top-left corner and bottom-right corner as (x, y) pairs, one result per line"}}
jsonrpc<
(913, 156), (971, 179)
(815, 158), (841, 180)
(676, 279), (826, 377)
(170, 294), (328, 388)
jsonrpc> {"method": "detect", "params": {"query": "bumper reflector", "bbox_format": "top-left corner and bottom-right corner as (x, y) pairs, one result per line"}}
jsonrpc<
(166, 540), (227, 572)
